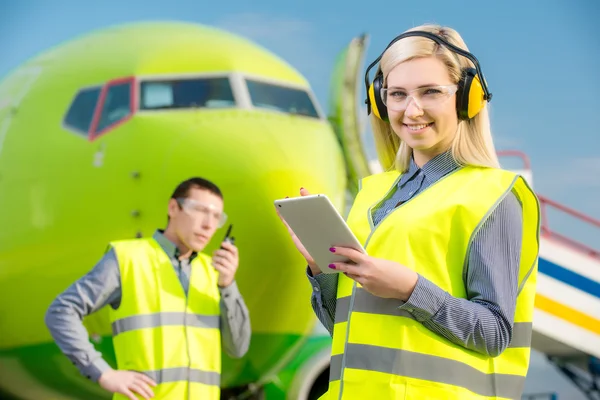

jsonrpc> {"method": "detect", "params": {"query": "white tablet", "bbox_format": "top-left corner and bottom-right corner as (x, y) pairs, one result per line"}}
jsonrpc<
(274, 194), (366, 274)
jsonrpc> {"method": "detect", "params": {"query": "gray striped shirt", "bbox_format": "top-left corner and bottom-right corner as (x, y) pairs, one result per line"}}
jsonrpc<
(307, 150), (523, 357)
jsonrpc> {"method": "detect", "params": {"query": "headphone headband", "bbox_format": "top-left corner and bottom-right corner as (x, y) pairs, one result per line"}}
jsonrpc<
(364, 31), (492, 109)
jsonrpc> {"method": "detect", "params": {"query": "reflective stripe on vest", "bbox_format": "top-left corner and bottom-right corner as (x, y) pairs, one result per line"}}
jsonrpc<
(326, 166), (540, 400)
(109, 238), (222, 400)
(332, 289), (534, 349)
(144, 367), (220, 386)
(112, 312), (220, 336)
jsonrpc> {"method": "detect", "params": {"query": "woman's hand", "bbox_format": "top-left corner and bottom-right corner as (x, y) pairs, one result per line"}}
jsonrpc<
(328, 246), (419, 300)
(275, 188), (321, 275)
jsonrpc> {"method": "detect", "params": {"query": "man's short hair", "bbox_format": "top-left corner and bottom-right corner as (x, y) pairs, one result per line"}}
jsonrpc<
(170, 177), (223, 200)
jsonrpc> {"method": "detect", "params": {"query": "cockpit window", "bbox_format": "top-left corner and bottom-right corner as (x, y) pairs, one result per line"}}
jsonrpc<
(96, 81), (132, 133)
(140, 78), (235, 110)
(64, 76), (134, 140)
(245, 79), (319, 118)
(63, 86), (101, 135)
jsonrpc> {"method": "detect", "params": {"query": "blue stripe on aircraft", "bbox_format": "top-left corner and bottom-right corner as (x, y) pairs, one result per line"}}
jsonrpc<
(539, 257), (600, 299)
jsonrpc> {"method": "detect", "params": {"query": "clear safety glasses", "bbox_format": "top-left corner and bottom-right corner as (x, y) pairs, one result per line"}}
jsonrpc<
(176, 198), (227, 228)
(380, 84), (458, 111)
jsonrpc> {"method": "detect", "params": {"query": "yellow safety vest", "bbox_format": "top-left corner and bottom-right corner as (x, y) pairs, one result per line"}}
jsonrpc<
(323, 166), (540, 400)
(108, 237), (222, 400)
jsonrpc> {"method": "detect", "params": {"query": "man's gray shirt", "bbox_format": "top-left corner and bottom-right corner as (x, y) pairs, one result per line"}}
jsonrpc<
(45, 230), (251, 382)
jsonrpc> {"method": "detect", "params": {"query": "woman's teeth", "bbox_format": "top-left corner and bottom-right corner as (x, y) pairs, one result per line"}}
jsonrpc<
(407, 123), (431, 131)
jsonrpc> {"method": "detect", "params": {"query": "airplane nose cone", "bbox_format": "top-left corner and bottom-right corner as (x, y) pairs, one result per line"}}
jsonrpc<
(155, 110), (347, 202)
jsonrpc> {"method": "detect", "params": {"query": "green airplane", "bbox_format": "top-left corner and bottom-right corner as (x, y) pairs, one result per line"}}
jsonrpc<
(0, 21), (372, 400)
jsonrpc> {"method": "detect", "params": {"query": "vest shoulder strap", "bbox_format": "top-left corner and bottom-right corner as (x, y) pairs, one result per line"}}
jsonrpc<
(360, 170), (401, 190)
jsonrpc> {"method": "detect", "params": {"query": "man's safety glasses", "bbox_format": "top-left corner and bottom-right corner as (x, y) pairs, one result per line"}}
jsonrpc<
(176, 198), (227, 228)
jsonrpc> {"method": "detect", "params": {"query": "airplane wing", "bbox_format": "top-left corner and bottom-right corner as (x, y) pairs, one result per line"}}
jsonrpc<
(327, 34), (373, 198)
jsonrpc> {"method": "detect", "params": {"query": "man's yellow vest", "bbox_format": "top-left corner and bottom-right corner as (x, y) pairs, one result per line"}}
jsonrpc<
(108, 238), (222, 400)
(322, 166), (540, 400)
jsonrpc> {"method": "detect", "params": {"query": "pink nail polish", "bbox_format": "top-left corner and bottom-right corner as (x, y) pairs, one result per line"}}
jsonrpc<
(329, 247), (335, 253)
(328, 264), (336, 269)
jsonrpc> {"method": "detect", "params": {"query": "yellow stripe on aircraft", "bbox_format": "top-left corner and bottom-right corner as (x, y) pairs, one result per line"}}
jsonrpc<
(535, 294), (600, 335)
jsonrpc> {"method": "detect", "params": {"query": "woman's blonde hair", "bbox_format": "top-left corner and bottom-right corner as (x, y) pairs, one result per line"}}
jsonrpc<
(370, 24), (500, 172)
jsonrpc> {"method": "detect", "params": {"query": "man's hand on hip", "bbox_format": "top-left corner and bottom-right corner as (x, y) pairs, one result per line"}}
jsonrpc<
(98, 369), (157, 400)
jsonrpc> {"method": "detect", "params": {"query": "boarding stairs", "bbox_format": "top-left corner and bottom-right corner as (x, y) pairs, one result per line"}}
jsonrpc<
(499, 151), (600, 400)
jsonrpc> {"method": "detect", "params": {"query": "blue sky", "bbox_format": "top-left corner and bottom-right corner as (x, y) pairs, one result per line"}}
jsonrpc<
(3, 0), (599, 245)
(1, 0), (598, 398)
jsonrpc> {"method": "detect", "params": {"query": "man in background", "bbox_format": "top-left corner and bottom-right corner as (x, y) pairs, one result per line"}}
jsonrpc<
(45, 177), (251, 400)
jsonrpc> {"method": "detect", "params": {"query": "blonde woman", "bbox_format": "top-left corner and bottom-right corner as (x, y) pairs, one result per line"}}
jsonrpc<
(279, 24), (540, 399)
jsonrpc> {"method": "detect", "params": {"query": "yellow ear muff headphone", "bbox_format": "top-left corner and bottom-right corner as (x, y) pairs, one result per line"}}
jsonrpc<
(364, 30), (492, 122)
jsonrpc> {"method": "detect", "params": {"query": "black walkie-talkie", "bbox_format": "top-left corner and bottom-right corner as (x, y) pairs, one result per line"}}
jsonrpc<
(221, 224), (234, 248)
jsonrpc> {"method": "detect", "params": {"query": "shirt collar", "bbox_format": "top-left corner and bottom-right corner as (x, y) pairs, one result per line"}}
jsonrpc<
(399, 157), (421, 186)
(399, 150), (460, 186)
(153, 229), (197, 262)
